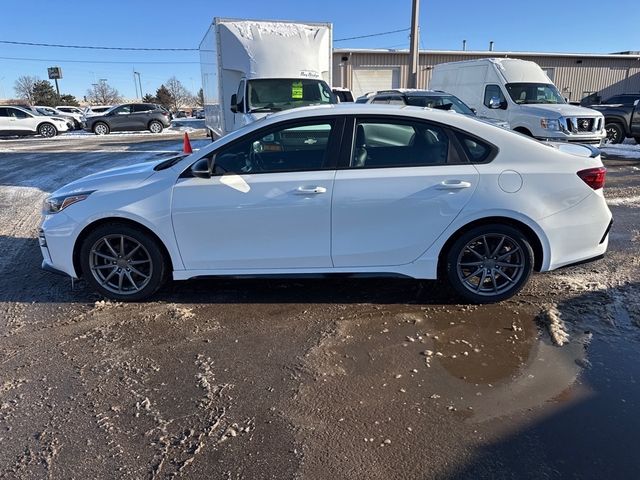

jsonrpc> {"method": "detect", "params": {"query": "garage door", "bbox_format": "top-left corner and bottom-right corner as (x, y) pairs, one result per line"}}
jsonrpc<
(352, 68), (400, 99)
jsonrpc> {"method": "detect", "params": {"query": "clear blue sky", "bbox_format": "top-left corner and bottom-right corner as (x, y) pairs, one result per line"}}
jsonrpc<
(1, 0), (638, 100)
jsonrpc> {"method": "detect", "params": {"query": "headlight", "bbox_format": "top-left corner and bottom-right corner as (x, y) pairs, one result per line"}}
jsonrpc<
(43, 191), (95, 214)
(540, 118), (561, 131)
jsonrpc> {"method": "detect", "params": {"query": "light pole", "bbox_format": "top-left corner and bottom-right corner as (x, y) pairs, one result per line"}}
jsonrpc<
(408, 0), (420, 88)
(134, 72), (143, 99)
(0, 76), (5, 100)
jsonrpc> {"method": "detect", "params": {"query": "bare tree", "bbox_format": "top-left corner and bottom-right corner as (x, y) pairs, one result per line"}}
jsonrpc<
(14, 75), (39, 104)
(86, 80), (122, 104)
(165, 77), (191, 112)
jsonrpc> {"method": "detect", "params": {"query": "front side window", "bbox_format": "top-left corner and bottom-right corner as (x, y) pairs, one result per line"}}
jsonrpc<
(246, 79), (334, 113)
(387, 96), (406, 105)
(351, 119), (460, 168)
(211, 120), (335, 175)
(505, 83), (565, 105)
(484, 85), (507, 108)
(8, 108), (29, 119)
(112, 105), (132, 115)
(371, 96), (389, 104)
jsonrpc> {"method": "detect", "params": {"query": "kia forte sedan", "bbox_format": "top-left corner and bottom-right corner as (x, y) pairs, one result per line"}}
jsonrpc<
(39, 104), (612, 303)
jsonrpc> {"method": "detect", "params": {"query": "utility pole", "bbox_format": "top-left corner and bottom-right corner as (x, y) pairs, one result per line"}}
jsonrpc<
(133, 68), (139, 98)
(135, 72), (143, 99)
(408, 0), (420, 88)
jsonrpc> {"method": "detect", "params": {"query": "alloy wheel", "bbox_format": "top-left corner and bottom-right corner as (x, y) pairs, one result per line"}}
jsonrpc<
(40, 124), (56, 137)
(89, 234), (153, 295)
(456, 233), (525, 297)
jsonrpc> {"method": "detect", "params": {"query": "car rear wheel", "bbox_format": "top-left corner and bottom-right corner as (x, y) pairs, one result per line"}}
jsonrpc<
(149, 120), (164, 134)
(80, 223), (167, 301)
(38, 123), (57, 138)
(93, 122), (110, 135)
(445, 224), (533, 303)
(604, 122), (624, 144)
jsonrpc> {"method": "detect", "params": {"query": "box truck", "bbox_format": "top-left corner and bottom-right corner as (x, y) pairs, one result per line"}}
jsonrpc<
(429, 58), (606, 145)
(199, 18), (335, 138)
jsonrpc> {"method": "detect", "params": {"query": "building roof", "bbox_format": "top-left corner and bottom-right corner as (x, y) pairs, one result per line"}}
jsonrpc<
(334, 48), (640, 60)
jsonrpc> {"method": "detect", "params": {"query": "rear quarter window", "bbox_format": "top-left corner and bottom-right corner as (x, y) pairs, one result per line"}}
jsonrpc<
(456, 133), (494, 163)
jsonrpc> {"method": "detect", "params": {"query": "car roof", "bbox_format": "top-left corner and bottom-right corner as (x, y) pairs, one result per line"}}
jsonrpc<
(374, 89), (451, 97)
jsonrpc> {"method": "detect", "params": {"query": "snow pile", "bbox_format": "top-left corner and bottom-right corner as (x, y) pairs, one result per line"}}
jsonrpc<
(538, 305), (570, 346)
(601, 138), (640, 159)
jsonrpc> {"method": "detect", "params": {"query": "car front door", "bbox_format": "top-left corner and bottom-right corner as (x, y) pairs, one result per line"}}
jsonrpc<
(171, 116), (343, 271)
(331, 116), (480, 267)
(107, 105), (134, 131)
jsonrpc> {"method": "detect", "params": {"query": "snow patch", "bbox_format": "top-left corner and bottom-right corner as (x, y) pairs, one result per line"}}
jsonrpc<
(539, 305), (570, 346)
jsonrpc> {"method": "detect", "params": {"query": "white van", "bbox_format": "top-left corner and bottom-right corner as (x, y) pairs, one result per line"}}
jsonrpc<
(430, 58), (606, 145)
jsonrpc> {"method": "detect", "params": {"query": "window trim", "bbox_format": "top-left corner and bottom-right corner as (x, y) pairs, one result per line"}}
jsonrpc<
(182, 115), (345, 177)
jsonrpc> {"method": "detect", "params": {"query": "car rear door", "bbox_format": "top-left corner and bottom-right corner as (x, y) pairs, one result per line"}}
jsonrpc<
(331, 115), (480, 267)
(132, 104), (155, 129)
(6, 108), (35, 133)
(171, 116), (343, 271)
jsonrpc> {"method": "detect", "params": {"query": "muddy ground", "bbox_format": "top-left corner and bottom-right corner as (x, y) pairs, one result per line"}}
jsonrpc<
(0, 132), (639, 479)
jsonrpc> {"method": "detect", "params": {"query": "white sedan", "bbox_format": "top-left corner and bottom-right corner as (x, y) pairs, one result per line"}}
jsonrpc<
(39, 104), (612, 303)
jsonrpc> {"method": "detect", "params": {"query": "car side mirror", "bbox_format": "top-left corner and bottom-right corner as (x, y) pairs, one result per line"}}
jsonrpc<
(470, 107), (477, 114)
(230, 94), (238, 113)
(191, 156), (213, 179)
(634, 99), (639, 107)
(488, 96), (502, 109)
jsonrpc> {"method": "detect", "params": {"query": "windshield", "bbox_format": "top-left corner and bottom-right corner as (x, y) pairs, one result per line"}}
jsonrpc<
(506, 83), (565, 105)
(406, 95), (475, 115)
(247, 79), (335, 113)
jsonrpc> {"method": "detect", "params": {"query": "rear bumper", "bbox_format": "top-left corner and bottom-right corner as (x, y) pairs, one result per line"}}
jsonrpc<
(539, 191), (612, 271)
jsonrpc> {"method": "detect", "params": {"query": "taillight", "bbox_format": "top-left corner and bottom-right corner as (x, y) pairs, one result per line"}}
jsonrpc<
(577, 167), (606, 190)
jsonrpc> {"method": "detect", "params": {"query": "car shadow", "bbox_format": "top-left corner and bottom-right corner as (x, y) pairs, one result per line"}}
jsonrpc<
(445, 281), (640, 479)
(0, 234), (461, 305)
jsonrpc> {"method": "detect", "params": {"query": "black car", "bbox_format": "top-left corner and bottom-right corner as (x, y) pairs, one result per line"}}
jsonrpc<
(83, 103), (172, 135)
(589, 97), (640, 144)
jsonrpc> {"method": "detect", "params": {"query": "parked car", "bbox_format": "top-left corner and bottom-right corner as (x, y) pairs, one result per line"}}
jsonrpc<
(430, 58), (606, 145)
(56, 106), (84, 116)
(34, 106), (81, 129)
(174, 110), (188, 119)
(581, 93), (640, 108)
(588, 98), (640, 144)
(40, 104), (611, 303)
(195, 109), (205, 119)
(362, 89), (510, 129)
(0, 105), (69, 137)
(333, 88), (354, 103)
(83, 103), (172, 135)
(82, 105), (113, 118)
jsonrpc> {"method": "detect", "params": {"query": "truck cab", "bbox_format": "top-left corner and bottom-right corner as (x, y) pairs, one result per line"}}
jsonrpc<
(430, 58), (606, 145)
(228, 77), (335, 131)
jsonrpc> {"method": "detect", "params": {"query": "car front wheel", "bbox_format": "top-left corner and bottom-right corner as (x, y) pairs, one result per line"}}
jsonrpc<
(604, 122), (624, 144)
(80, 223), (167, 301)
(93, 122), (110, 135)
(445, 224), (533, 303)
(38, 123), (58, 138)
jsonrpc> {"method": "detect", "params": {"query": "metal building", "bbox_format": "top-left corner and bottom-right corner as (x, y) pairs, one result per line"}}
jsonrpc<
(333, 49), (640, 103)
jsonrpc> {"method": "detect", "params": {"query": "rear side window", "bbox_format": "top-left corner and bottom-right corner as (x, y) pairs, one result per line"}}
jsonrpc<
(456, 132), (493, 163)
(351, 119), (462, 168)
(133, 104), (154, 113)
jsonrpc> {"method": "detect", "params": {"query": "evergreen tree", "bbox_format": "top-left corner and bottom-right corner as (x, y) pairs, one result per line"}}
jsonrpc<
(155, 85), (174, 110)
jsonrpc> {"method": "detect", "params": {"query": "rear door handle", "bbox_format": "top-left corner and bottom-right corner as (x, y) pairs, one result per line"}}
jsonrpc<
(294, 186), (327, 195)
(436, 180), (472, 190)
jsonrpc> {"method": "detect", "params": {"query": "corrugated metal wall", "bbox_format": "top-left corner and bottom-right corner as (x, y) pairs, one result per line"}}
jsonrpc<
(333, 50), (640, 102)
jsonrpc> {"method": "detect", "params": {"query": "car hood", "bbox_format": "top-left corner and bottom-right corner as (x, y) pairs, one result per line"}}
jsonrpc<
(518, 103), (603, 118)
(51, 160), (162, 197)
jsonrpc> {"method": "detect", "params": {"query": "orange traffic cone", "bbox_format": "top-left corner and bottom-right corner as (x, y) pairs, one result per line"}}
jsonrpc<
(183, 132), (193, 154)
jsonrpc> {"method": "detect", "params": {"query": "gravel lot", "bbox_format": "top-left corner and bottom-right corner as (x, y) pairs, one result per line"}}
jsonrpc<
(1, 131), (639, 479)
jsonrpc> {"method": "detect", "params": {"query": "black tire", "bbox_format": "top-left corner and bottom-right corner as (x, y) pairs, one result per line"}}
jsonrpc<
(38, 122), (58, 138)
(634, 137), (640, 145)
(80, 223), (167, 301)
(445, 224), (534, 304)
(149, 120), (164, 134)
(604, 122), (624, 144)
(93, 122), (110, 135)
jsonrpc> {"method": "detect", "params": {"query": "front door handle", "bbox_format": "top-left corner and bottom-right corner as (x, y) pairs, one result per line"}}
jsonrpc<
(436, 180), (472, 190)
(294, 186), (327, 195)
